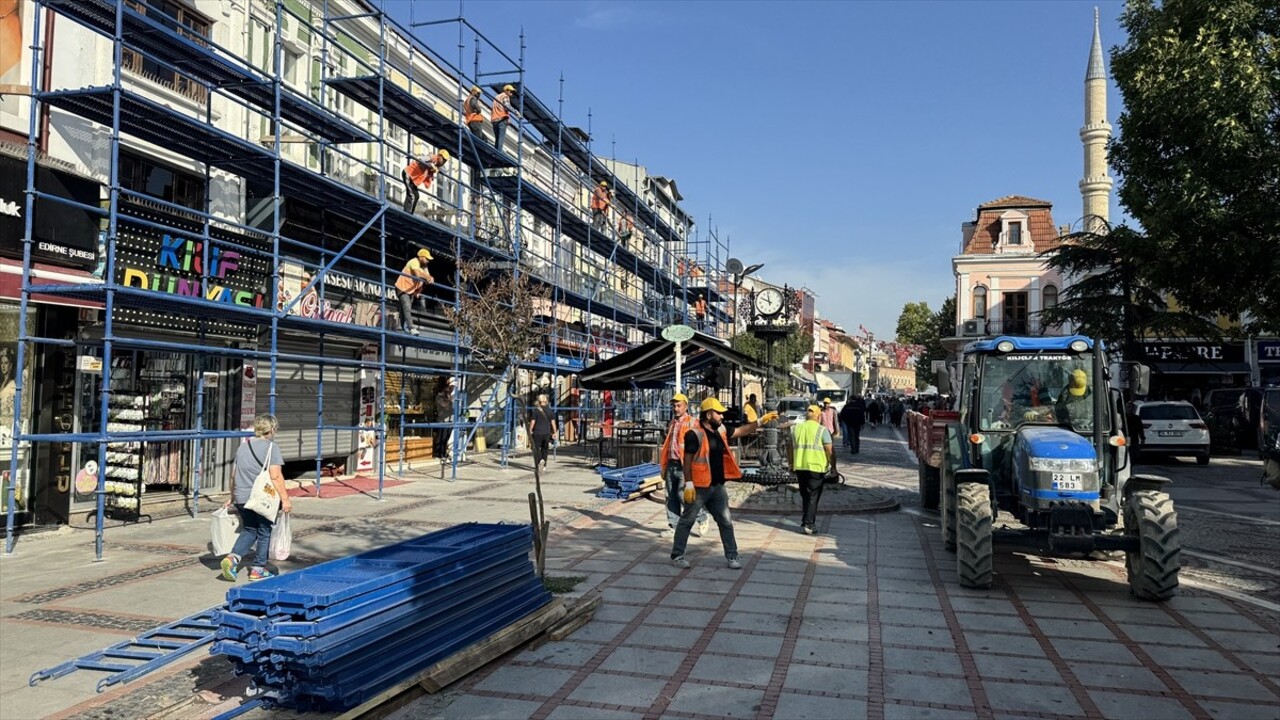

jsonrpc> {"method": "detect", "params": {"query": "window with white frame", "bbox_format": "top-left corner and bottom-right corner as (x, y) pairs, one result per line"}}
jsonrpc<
(973, 285), (988, 319)
(1042, 284), (1058, 311)
(998, 211), (1028, 248)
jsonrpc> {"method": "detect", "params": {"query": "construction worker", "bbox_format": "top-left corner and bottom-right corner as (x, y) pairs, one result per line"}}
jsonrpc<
(394, 248), (434, 335)
(671, 397), (777, 570)
(743, 393), (760, 423)
(590, 180), (611, 232)
(491, 84), (517, 151)
(791, 404), (834, 535)
(464, 85), (486, 136)
(659, 393), (708, 536)
(617, 212), (634, 242)
(694, 294), (707, 331)
(402, 150), (450, 214)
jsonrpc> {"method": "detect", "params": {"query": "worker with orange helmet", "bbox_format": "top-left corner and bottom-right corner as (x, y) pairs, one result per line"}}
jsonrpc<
(491, 84), (518, 151)
(402, 149), (449, 215)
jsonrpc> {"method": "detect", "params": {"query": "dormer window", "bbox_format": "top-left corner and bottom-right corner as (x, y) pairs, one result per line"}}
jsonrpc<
(1007, 223), (1022, 245)
(996, 210), (1030, 251)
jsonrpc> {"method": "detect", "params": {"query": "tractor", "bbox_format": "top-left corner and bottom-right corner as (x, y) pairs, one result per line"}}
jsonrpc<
(935, 335), (1181, 600)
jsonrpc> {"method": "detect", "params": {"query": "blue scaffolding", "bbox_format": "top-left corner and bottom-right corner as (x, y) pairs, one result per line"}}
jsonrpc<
(4, 0), (728, 559)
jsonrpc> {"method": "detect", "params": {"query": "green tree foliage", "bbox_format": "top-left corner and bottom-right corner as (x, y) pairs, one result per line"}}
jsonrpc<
(1038, 225), (1220, 358)
(730, 328), (811, 394)
(915, 296), (955, 390)
(895, 301), (935, 346)
(1110, 0), (1280, 330)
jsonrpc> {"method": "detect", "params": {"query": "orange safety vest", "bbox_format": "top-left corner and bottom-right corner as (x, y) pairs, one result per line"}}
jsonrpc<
(464, 94), (484, 124)
(686, 425), (743, 488)
(405, 159), (430, 188)
(659, 414), (697, 473)
(394, 258), (429, 295)
(590, 186), (610, 211)
(694, 298), (707, 316)
(491, 93), (510, 122)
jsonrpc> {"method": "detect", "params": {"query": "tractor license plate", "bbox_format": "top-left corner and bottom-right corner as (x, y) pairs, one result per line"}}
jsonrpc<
(1052, 473), (1083, 490)
(1157, 430), (1182, 437)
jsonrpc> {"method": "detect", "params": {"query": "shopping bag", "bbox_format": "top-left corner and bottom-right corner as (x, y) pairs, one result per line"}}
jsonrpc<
(269, 512), (292, 561)
(210, 506), (240, 556)
(243, 442), (281, 522)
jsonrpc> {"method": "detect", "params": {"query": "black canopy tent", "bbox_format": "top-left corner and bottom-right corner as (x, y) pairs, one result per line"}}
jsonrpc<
(579, 332), (770, 390)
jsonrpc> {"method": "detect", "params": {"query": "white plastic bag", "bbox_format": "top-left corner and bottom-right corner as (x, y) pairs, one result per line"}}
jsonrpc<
(243, 442), (281, 522)
(269, 512), (292, 561)
(211, 506), (240, 556)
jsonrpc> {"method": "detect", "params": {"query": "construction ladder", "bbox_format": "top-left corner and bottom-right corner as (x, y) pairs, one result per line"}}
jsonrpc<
(29, 606), (223, 693)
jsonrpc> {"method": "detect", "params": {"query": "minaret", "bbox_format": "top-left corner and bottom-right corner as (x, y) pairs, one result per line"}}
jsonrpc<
(1080, 7), (1113, 232)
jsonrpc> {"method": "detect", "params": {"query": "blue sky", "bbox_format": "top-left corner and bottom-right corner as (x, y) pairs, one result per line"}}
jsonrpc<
(387, 0), (1128, 339)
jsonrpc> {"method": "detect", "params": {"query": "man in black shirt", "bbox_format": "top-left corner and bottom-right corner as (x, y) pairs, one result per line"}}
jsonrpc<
(527, 394), (557, 470)
(671, 397), (776, 569)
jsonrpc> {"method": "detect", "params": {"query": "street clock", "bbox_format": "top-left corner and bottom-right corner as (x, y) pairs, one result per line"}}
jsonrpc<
(754, 287), (784, 317)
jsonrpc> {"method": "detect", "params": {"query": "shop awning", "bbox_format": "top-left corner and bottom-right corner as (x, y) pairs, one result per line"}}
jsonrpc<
(1150, 362), (1252, 375)
(579, 332), (770, 390)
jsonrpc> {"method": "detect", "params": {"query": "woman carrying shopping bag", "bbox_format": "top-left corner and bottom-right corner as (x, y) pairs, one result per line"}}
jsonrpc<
(221, 414), (292, 581)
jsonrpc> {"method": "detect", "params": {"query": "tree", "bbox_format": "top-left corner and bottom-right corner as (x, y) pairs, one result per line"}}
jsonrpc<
(730, 328), (810, 395)
(1038, 225), (1219, 358)
(1110, 0), (1280, 331)
(916, 296), (955, 390)
(895, 302), (935, 346)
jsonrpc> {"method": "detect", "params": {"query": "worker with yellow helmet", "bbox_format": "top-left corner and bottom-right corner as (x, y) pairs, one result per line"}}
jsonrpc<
(401, 149), (450, 215)
(1053, 368), (1095, 431)
(659, 392), (707, 536)
(791, 405), (834, 535)
(464, 85), (485, 135)
(394, 248), (435, 335)
(492, 83), (518, 152)
(670, 397), (777, 570)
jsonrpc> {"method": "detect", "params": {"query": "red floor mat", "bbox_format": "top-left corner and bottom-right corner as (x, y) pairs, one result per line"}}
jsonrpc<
(286, 475), (409, 498)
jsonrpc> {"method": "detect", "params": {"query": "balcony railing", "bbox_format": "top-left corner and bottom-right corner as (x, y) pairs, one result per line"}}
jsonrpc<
(957, 317), (1062, 337)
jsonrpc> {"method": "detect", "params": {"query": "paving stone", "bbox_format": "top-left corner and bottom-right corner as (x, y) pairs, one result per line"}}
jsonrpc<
(1197, 699), (1280, 720)
(719, 610), (791, 634)
(544, 705), (643, 720)
(783, 663), (869, 695)
(599, 646), (686, 676)
(1167, 669), (1277, 702)
(1049, 638), (1141, 664)
(1034, 617), (1116, 640)
(514, 640), (603, 667)
(730, 594), (795, 615)
(1234, 652), (1280, 676)
(738, 582), (803, 599)
(666, 681), (765, 718)
(964, 631), (1048, 658)
(1163, 596), (1239, 614)
(884, 646), (964, 675)
(429, 694), (544, 719)
(799, 616), (870, 642)
(1097, 603), (1181, 626)
(602, 586), (659, 605)
(705, 631), (785, 658)
(1203, 629), (1280, 654)
(983, 680), (1084, 716)
(952, 611), (1031, 634)
(804, 598), (868, 618)
(1172, 611), (1270, 633)
(882, 624), (957, 650)
(1087, 689), (1195, 720)
(881, 607), (949, 628)
(592, 603), (644, 625)
(688, 653), (776, 686)
(773, 691), (867, 719)
(567, 672), (668, 708)
(1067, 660), (1167, 691)
(662, 590), (729, 609)
(566, 620), (629, 644)
(610, 573), (673, 591)
(750, 570), (806, 585)
(885, 672), (972, 705)
(971, 653), (1064, 684)
(623, 624), (696, 649)
(882, 704), (979, 720)
(475, 665), (575, 695)
(879, 590), (943, 610)
(1122, 623), (1208, 647)
(808, 585), (869, 603)
(647, 607), (716, 628)
(1141, 644), (1240, 671)
(1020, 600), (1099, 622)
(946, 596), (1018, 616)
(793, 637), (870, 667)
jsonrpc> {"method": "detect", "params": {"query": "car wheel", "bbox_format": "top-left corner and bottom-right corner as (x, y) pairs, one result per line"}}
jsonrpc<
(1196, 453), (1210, 466)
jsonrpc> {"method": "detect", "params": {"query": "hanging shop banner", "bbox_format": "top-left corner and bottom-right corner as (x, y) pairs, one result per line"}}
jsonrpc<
(356, 344), (379, 473)
(537, 353), (585, 371)
(0, 155), (101, 270)
(278, 261), (389, 328)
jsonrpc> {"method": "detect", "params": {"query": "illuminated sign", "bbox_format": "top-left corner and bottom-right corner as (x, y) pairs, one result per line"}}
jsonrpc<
(120, 233), (265, 307)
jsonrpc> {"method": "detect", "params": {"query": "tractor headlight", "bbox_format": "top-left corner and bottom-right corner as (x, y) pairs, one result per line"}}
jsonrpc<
(1029, 458), (1097, 472)
(996, 340), (1015, 353)
(1069, 339), (1089, 352)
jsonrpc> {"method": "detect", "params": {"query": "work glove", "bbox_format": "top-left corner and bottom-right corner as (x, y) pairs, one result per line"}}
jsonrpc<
(683, 481), (696, 504)
(758, 411), (779, 425)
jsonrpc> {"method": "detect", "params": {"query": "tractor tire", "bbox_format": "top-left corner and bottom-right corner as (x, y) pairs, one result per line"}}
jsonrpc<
(941, 474), (956, 552)
(918, 464), (940, 511)
(956, 482), (993, 589)
(1124, 489), (1181, 601)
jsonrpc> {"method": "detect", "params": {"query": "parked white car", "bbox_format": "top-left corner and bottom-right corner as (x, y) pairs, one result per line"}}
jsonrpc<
(775, 396), (811, 425)
(1136, 401), (1211, 465)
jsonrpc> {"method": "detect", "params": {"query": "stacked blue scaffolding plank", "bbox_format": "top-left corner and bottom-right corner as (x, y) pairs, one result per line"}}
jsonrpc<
(210, 523), (549, 711)
(597, 463), (662, 499)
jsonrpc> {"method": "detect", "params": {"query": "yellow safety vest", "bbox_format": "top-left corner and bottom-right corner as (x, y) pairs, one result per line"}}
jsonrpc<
(791, 420), (828, 473)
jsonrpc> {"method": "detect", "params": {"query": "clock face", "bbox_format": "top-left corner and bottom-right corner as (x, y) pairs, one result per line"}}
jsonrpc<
(755, 288), (784, 316)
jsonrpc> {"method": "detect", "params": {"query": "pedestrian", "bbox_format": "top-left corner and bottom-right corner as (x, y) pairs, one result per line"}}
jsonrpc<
(867, 396), (883, 428)
(527, 393), (557, 471)
(890, 397), (905, 428)
(221, 414), (292, 582)
(670, 398), (776, 569)
(819, 398), (838, 438)
(401, 149), (449, 214)
(659, 392), (707, 536)
(694, 294), (707, 331)
(791, 405), (834, 535)
(743, 393), (761, 423)
(394, 248), (435, 335)
(433, 380), (452, 461)
(590, 180), (611, 232)
(839, 395), (866, 452)
(464, 85), (486, 136)
(491, 84), (517, 151)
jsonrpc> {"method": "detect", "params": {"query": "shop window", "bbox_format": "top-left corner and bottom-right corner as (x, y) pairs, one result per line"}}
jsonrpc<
(119, 151), (205, 210)
(122, 0), (211, 102)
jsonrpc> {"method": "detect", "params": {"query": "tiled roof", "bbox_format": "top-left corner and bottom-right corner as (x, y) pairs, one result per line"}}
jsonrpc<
(962, 202), (1063, 255)
(977, 195), (1054, 209)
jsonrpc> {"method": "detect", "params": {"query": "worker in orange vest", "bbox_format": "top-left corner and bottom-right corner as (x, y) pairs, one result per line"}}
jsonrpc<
(694, 294), (708, 331)
(589, 181), (611, 232)
(491, 84), (517, 152)
(616, 212), (634, 242)
(402, 150), (449, 214)
(464, 85), (485, 136)
(659, 392), (707, 535)
(670, 397), (777, 570)
(394, 248), (435, 335)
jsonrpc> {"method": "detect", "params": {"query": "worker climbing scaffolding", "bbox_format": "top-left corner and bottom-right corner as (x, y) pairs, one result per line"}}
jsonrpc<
(590, 180), (611, 232)
(402, 150), (450, 215)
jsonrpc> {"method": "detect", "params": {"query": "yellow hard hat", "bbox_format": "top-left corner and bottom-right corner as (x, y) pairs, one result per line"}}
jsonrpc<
(1068, 369), (1088, 396)
(470, 85), (481, 93)
(807, 404), (821, 415)
(437, 149), (450, 160)
(700, 397), (727, 413)
(599, 180), (608, 187)
(417, 248), (433, 260)
(503, 84), (515, 93)
(671, 393), (688, 403)
(823, 398), (831, 405)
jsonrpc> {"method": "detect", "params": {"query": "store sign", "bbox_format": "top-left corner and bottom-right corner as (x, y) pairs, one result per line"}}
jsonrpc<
(120, 233), (266, 307)
(1257, 340), (1280, 364)
(1139, 341), (1245, 364)
(537, 353), (585, 370)
(0, 156), (101, 270)
(279, 261), (387, 327)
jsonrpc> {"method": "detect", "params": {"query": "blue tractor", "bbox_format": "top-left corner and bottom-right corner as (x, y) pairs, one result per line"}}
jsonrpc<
(935, 335), (1181, 600)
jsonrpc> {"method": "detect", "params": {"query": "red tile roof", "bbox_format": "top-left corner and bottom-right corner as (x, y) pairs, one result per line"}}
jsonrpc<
(961, 198), (1062, 255)
(978, 195), (1054, 209)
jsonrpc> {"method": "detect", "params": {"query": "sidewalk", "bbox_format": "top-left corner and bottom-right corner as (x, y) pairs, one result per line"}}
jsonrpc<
(2, 436), (1278, 720)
